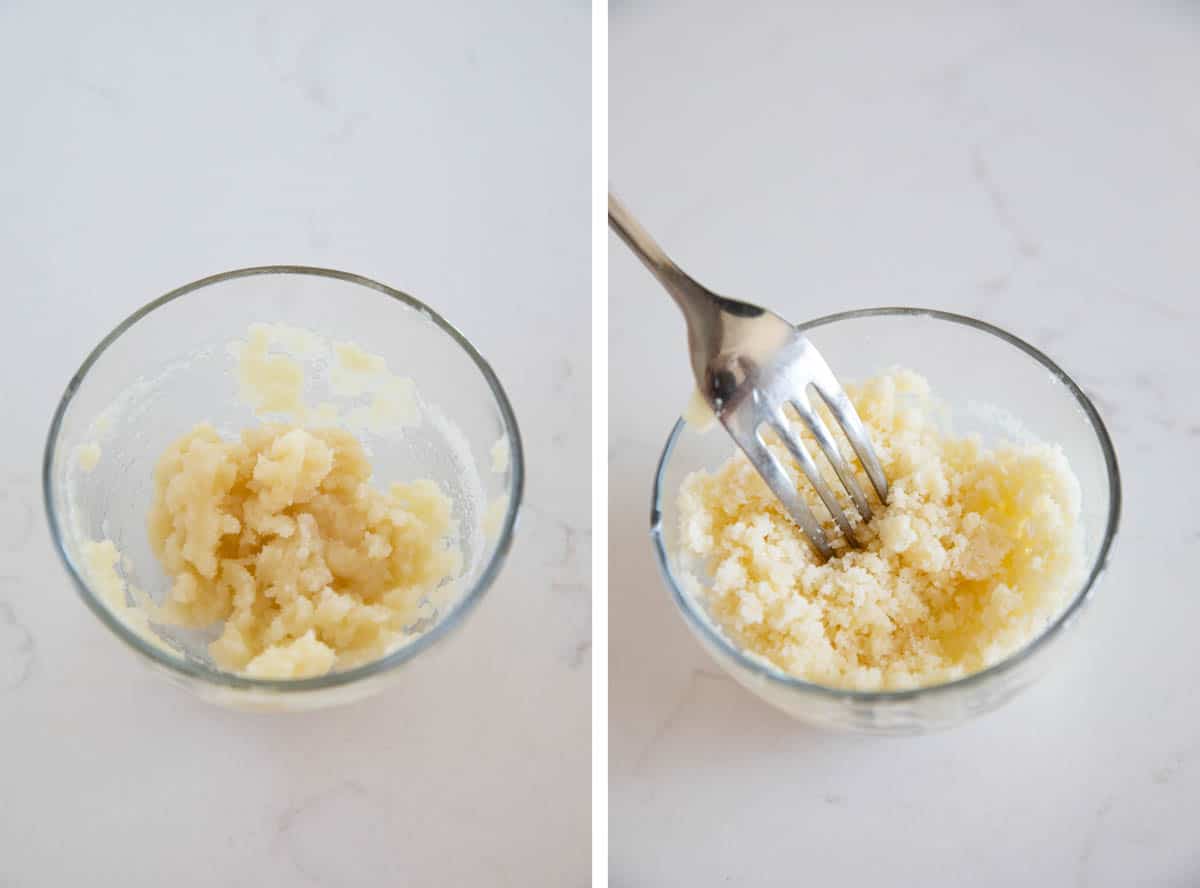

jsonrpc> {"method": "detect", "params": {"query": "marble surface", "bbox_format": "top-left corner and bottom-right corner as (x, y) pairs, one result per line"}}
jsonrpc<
(611, 2), (1199, 885)
(0, 2), (588, 885)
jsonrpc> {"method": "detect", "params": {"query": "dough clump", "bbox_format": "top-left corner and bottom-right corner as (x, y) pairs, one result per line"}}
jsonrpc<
(148, 423), (460, 678)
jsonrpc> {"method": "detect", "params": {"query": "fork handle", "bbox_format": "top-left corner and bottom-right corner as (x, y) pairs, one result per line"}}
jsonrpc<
(608, 193), (713, 315)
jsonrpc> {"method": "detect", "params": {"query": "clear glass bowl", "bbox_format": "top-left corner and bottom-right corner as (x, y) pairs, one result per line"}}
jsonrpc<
(651, 308), (1120, 734)
(44, 266), (523, 711)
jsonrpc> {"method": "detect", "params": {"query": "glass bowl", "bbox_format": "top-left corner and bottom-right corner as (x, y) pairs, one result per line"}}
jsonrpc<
(651, 308), (1120, 734)
(44, 266), (523, 711)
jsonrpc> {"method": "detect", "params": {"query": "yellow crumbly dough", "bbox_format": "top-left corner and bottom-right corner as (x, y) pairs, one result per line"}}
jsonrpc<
(682, 388), (717, 431)
(678, 369), (1083, 691)
(228, 324), (420, 433)
(483, 494), (509, 540)
(77, 442), (102, 472)
(82, 539), (171, 653)
(231, 325), (309, 417)
(490, 437), (510, 474)
(147, 423), (461, 678)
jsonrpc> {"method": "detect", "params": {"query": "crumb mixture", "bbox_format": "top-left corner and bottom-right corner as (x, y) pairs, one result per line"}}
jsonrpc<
(147, 423), (460, 678)
(677, 369), (1083, 691)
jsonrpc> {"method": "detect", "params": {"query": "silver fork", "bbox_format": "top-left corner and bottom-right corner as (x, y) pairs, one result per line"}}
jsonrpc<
(609, 193), (889, 559)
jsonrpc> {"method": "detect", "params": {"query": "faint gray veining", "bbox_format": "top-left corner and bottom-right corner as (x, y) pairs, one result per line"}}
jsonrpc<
(277, 780), (389, 885)
(969, 144), (1041, 259)
(70, 77), (125, 112)
(1141, 296), (1194, 323)
(525, 504), (591, 575)
(1151, 758), (1181, 785)
(328, 110), (370, 145)
(0, 478), (33, 554)
(254, 11), (364, 142)
(1150, 735), (1199, 786)
(559, 522), (591, 574)
(1076, 794), (1114, 888)
(518, 504), (591, 669)
(1074, 367), (1183, 439)
(551, 582), (591, 670)
(551, 356), (574, 394)
(569, 638), (591, 670)
(633, 669), (731, 774)
(0, 600), (34, 690)
(977, 273), (1010, 295)
(919, 32), (1017, 123)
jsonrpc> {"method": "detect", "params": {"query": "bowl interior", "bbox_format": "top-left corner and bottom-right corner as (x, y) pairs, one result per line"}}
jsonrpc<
(655, 309), (1118, 710)
(47, 267), (520, 680)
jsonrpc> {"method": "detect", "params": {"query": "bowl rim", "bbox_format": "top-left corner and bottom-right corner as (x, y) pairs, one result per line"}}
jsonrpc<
(651, 306), (1122, 705)
(43, 264), (525, 693)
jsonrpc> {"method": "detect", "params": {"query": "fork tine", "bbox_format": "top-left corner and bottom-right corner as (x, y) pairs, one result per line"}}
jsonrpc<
(818, 388), (889, 504)
(766, 413), (860, 546)
(725, 418), (833, 560)
(807, 365), (889, 504)
(788, 396), (874, 524)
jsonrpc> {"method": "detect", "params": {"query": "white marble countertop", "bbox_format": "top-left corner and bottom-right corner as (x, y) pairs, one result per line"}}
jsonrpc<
(0, 2), (589, 885)
(611, 2), (1199, 885)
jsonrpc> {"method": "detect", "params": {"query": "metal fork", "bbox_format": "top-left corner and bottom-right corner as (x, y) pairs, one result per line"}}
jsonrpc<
(609, 193), (889, 559)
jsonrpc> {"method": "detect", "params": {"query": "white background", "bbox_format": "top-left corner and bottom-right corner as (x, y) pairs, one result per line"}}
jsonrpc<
(0, 1), (589, 885)
(611, 2), (1199, 886)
